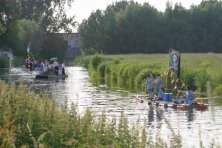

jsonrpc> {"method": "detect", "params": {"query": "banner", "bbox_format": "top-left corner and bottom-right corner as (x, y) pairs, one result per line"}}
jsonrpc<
(169, 49), (180, 78)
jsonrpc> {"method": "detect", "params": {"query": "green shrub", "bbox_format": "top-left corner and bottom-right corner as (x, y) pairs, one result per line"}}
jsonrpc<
(181, 68), (196, 91)
(13, 56), (24, 67)
(213, 84), (222, 96)
(81, 53), (222, 96)
(0, 80), (159, 147)
(195, 68), (209, 92)
(75, 55), (92, 68)
(97, 62), (107, 78)
(0, 56), (9, 68)
(90, 54), (102, 70)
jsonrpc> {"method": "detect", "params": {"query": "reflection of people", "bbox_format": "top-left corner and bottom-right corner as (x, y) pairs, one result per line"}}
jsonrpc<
(62, 61), (65, 75)
(156, 102), (163, 121)
(185, 86), (194, 105)
(146, 73), (154, 96)
(155, 74), (162, 95)
(148, 102), (154, 125)
(186, 106), (194, 122)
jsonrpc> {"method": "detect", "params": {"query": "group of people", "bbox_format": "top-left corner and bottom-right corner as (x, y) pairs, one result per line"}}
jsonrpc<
(40, 59), (66, 76)
(146, 73), (194, 104)
(25, 55), (41, 71)
(25, 54), (66, 76)
(146, 73), (164, 100)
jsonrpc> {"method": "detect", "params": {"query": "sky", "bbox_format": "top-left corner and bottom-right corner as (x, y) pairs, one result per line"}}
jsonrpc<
(68, 0), (202, 31)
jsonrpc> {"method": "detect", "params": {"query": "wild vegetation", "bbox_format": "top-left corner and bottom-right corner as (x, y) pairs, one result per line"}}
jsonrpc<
(0, 56), (9, 68)
(0, 0), (75, 59)
(79, 0), (222, 54)
(76, 53), (222, 97)
(0, 80), (171, 147)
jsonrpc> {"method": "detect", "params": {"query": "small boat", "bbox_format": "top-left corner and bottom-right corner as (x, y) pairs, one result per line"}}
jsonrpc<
(35, 74), (68, 79)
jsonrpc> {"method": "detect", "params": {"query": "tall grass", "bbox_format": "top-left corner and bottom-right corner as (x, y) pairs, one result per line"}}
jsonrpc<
(77, 53), (222, 96)
(0, 80), (168, 147)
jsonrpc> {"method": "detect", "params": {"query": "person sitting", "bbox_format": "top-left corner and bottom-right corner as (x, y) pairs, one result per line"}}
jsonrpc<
(175, 86), (194, 105)
(184, 86), (194, 105)
(157, 87), (165, 100)
(174, 91), (186, 104)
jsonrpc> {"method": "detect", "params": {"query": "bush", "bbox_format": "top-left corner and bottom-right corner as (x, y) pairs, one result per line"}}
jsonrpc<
(0, 56), (9, 68)
(0, 80), (159, 147)
(213, 84), (222, 96)
(13, 56), (24, 67)
(81, 53), (222, 96)
(195, 68), (209, 92)
(90, 54), (102, 70)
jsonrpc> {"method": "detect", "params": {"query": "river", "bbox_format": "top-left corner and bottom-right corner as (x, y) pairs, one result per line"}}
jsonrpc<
(0, 66), (222, 148)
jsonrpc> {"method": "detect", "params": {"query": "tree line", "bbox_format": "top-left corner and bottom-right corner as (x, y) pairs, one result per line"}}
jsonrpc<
(0, 0), (75, 58)
(79, 0), (222, 54)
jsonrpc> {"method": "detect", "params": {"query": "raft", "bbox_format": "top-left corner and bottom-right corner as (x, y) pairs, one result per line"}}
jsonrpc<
(135, 94), (209, 111)
(35, 74), (68, 79)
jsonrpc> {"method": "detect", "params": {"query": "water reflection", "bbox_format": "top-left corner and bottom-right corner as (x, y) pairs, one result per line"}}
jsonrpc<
(147, 102), (154, 125)
(186, 106), (194, 122)
(0, 67), (222, 148)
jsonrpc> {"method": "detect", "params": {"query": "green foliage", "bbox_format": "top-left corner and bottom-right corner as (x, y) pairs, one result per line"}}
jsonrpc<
(90, 54), (102, 70)
(17, 19), (43, 55)
(0, 80), (158, 147)
(213, 84), (222, 96)
(12, 56), (25, 67)
(0, 57), (9, 68)
(97, 62), (108, 78)
(41, 34), (67, 59)
(0, 0), (75, 58)
(1, 19), (43, 56)
(82, 53), (222, 96)
(16, 0), (75, 33)
(0, 23), (6, 35)
(75, 55), (93, 68)
(195, 68), (209, 92)
(180, 68), (196, 91)
(79, 0), (222, 54)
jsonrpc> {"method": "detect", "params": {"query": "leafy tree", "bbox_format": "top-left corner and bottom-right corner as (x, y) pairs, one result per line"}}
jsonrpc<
(79, 10), (104, 55)
(79, 0), (222, 54)
(0, 0), (19, 45)
(17, 19), (44, 54)
(17, 0), (76, 33)
(41, 34), (67, 59)
(1, 19), (43, 55)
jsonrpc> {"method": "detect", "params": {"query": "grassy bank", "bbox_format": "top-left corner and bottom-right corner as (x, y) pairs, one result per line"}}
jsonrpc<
(76, 53), (222, 96)
(0, 80), (169, 147)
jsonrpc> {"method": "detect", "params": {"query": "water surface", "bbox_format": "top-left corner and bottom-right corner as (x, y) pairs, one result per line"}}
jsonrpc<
(1, 67), (222, 148)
